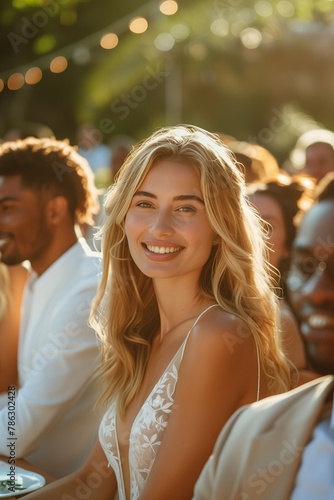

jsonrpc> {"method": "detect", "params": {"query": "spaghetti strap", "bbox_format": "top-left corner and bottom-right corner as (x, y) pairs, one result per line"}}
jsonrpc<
(191, 304), (221, 330)
(180, 304), (221, 358)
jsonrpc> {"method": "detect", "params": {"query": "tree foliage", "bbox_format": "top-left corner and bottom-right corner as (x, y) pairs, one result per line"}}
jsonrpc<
(1, 0), (334, 162)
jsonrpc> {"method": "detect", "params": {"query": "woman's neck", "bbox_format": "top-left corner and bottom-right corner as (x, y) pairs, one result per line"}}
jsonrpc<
(152, 275), (214, 341)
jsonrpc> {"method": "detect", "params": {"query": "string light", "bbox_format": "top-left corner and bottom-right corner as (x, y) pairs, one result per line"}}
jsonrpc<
(100, 33), (119, 49)
(7, 73), (25, 91)
(0, 0), (179, 91)
(50, 56), (68, 73)
(159, 1), (178, 15)
(25, 67), (43, 85)
(129, 17), (148, 34)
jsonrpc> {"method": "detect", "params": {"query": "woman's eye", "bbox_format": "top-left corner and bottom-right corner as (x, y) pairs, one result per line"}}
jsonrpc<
(177, 206), (195, 213)
(136, 201), (152, 208)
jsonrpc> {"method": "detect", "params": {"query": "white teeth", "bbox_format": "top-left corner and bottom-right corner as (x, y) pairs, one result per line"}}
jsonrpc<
(308, 314), (334, 328)
(146, 245), (180, 254)
(0, 239), (8, 249)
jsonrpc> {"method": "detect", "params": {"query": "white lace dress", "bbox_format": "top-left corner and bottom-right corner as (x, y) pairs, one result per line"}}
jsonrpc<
(99, 305), (221, 500)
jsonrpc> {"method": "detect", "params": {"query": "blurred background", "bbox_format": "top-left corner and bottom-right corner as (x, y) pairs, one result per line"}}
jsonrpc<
(1, 0), (334, 168)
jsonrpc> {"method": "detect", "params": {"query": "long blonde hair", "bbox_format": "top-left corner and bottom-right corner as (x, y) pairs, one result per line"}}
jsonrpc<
(91, 125), (290, 415)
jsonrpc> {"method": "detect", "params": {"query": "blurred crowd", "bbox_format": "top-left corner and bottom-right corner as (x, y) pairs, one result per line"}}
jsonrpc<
(0, 122), (333, 499)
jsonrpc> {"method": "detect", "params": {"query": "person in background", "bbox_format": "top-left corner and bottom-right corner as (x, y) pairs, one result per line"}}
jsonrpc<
(80, 134), (134, 250)
(226, 140), (280, 184)
(288, 128), (334, 183)
(0, 262), (28, 392)
(193, 172), (334, 500)
(77, 123), (111, 176)
(247, 173), (318, 386)
(24, 125), (290, 499)
(109, 135), (134, 182)
(0, 136), (101, 478)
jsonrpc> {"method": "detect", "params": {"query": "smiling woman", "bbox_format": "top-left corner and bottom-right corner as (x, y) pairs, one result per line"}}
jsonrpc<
(24, 125), (291, 500)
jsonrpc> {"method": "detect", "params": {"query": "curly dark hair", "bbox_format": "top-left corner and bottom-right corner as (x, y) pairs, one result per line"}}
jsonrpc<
(0, 136), (99, 225)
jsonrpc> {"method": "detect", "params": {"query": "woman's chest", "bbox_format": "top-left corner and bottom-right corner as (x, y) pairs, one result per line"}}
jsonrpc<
(117, 343), (181, 449)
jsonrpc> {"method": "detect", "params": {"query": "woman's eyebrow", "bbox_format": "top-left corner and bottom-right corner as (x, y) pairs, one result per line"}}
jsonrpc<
(174, 194), (204, 204)
(133, 191), (204, 204)
(133, 190), (156, 199)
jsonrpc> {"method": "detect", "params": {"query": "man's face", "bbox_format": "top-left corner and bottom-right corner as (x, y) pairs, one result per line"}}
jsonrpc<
(0, 175), (53, 270)
(303, 143), (334, 183)
(287, 201), (334, 375)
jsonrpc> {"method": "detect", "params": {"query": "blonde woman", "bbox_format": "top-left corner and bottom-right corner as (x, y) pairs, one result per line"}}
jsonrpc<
(0, 262), (28, 392)
(25, 125), (290, 499)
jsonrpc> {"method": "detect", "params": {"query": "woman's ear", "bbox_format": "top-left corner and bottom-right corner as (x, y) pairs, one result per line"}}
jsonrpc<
(45, 196), (69, 225)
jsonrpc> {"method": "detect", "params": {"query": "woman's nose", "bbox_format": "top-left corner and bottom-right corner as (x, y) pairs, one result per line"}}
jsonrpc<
(150, 209), (174, 236)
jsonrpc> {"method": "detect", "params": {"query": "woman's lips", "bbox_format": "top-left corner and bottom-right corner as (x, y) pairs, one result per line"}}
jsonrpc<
(145, 244), (181, 254)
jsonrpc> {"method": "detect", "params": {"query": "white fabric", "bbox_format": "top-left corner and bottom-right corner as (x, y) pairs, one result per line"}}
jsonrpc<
(291, 393), (334, 499)
(0, 239), (102, 478)
(100, 305), (248, 500)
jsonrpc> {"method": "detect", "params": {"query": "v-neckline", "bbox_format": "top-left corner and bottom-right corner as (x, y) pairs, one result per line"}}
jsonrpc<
(116, 303), (221, 445)
(114, 303), (220, 499)
(114, 332), (189, 500)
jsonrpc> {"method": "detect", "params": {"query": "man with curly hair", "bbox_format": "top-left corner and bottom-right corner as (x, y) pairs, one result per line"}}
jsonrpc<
(0, 137), (102, 478)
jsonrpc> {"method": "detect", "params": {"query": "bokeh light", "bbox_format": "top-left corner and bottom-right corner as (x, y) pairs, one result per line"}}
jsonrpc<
(7, 73), (25, 90)
(129, 17), (148, 34)
(25, 67), (43, 85)
(154, 33), (175, 51)
(72, 47), (91, 65)
(210, 19), (229, 37)
(255, 1), (274, 17)
(276, 0), (295, 17)
(170, 24), (190, 41)
(159, 1), (178, 15)
(100, 33), (119, 49)
(240, 28), (263, 49)
(50, 56), (68, 73)
(33, 34), (57, 54)
(0, 80), (4, 93)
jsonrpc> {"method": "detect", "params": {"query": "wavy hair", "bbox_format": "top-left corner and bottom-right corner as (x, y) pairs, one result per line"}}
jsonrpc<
(91, 125), (290, 415)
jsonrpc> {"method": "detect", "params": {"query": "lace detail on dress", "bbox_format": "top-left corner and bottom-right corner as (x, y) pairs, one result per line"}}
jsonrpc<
(99, 334), (189, 500)
(99, 304), (220, 500)
(99, 305), (262, 498)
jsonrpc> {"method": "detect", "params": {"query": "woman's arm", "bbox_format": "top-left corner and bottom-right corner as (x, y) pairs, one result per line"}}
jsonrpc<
(22, 439), (117, 499)
(140, 310), (261, 500)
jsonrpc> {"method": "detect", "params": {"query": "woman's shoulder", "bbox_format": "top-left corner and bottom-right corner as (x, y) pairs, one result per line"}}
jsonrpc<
(178, 305), (260, 405)
(188, 305), (254, 359)
(193, 305), (251, 338)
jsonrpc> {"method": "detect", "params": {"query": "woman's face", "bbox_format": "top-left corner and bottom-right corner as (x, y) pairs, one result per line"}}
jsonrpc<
(124, 159), (216, 282)
(251, 192), (288, 269)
